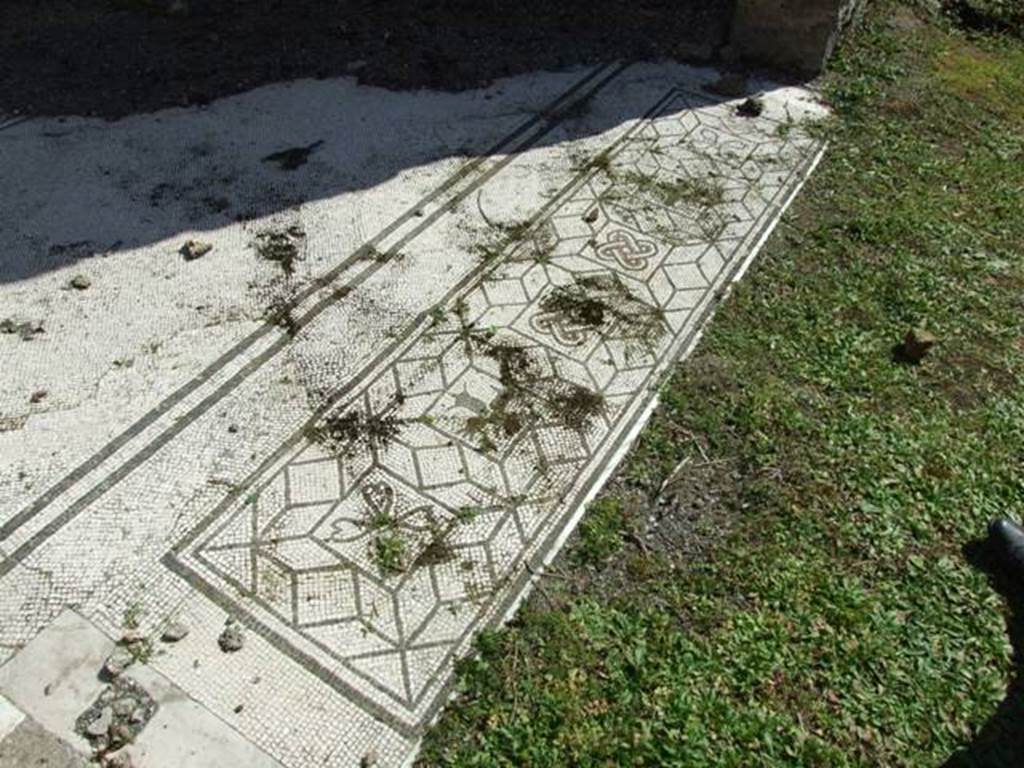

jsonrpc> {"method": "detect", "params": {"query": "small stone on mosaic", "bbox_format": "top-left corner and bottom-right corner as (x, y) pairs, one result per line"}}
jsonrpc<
(103, 648), (135, 678)
(120, 629), (143, 645)
(69, 274), (92, 290)
(218, 621), (245, 652)
(161, 621), (190, 642)
(180, 239), (214, 261)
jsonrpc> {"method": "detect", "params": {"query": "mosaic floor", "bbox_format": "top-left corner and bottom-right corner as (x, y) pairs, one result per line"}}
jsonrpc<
(0, 63), (825, 766)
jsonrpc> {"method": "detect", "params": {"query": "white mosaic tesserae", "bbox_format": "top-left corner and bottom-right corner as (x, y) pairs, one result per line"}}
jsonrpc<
(0, 62), (826, 767)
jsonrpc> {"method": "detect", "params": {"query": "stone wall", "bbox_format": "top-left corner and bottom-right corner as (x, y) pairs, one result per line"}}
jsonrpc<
(727, 0), (867, 75)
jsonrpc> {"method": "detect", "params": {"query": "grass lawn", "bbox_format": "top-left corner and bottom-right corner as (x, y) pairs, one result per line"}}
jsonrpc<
(418, 2), (1024, 766)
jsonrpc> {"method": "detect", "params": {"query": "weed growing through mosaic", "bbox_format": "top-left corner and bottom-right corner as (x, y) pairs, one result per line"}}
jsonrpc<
(373, 532), (407, 574)
(428, 307), (447, 328)
(254, 227), (304, 275)
(265, 294), (300, 336)
(540, 274), (667, 351)
(122, 602), (143, 630)
(456, 506), (481, 524)
(413, 530), (457, 568)
(124, 635), (155, 664)
(450, 318), (610, 450)
(367, 505), (397, 531)
(623, 170), (725, 209)
(420, 4), (1024, 765)
(548, 383), (608, 430)
(471, 199), (556, 265)
(308, 409), (404, 456)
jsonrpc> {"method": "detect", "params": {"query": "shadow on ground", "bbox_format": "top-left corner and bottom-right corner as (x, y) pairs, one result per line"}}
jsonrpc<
(946, 538), (1024, 767)
(0, 0), (728, 120)
(0, 57), (749, 283)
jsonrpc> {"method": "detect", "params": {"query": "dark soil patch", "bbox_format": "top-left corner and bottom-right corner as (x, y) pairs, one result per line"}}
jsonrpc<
(0, 0), (729, 120)
(946, 0), (1024, 37)
(527, 435), (742, 615)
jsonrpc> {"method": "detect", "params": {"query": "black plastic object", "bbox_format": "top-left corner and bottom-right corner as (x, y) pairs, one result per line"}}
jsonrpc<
(989, 518), (1024, 575)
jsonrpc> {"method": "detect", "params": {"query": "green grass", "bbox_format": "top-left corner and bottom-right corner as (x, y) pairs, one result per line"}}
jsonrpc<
(374, 532), (407, 574)
(418, 4), (1024, 767)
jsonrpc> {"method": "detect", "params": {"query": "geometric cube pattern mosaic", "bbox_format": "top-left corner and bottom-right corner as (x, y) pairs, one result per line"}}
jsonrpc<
(169, 86), (823, 733)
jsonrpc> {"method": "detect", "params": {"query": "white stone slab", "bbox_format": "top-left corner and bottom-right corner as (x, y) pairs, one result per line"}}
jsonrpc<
(125, 664), (283, 768)
(0, 609), (282, 767)
(0, 610), (105, 752)
(0, 694), (24, 744)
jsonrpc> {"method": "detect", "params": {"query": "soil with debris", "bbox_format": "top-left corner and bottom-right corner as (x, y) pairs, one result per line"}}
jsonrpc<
(538, 353), (744, 607)
(74, 676), (158, 757)
(0, 0), (729, 120)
